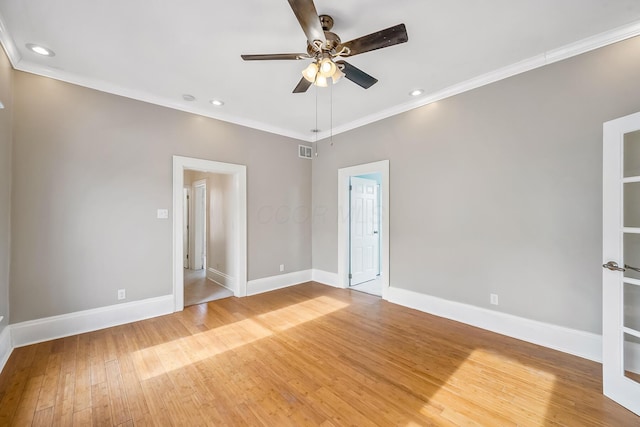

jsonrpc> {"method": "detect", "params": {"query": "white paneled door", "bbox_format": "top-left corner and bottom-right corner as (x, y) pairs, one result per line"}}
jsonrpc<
(603, 112), (640, 416)
(350, 177), (379, 286)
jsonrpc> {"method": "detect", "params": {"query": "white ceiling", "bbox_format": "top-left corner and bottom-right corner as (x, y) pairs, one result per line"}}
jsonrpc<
(1, 1), (640, 141)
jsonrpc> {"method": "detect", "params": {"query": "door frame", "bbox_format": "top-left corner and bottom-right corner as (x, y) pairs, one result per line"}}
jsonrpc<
(183, 186), (190, 268)
(173, 156), (247, 311)
(338, 160), (390, 299)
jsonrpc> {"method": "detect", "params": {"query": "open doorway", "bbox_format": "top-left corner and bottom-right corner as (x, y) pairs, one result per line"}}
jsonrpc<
(173, 156), (247, 312)
(182, 173), (233, 306)
(338, 160), (390, 300)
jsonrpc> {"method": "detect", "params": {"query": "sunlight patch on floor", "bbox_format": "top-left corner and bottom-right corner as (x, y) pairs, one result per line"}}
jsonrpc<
(133, 296), (349, 380)
(414, 348), (557, 426)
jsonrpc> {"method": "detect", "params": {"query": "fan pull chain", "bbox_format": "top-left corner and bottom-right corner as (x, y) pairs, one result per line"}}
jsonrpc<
(314, 82), (319, 156)
(330, 79), (333, 146)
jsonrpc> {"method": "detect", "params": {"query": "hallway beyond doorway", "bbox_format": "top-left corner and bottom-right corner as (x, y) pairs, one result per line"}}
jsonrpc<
(184, 268), (233, 306)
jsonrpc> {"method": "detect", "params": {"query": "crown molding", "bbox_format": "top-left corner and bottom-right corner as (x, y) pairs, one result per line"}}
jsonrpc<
(313, 19), (640, 141)
(0, 11), (21, 67)
(2, 17), (640, 143)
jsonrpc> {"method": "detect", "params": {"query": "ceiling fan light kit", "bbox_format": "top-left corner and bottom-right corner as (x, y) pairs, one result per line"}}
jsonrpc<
(241, 0), (408, 93)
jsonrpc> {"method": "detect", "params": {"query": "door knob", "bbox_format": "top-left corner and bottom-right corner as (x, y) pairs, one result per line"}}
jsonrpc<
(603, 261), (625, 271)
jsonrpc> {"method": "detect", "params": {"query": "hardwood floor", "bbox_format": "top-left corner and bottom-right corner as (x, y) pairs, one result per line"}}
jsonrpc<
(0, 282), (637, 426)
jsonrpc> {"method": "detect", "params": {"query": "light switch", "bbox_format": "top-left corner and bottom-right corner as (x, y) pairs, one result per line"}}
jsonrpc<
(157, 209), (169, 219)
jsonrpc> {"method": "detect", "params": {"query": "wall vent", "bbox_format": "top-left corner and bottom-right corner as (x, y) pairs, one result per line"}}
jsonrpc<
(298, 145), (312, 159)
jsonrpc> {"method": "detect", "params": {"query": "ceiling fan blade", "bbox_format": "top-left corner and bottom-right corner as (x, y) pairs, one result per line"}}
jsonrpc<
(241, 53), (311, 61)
(336, 61), (378, 89)
(293, 77), (313, 93)
(338, 23), (408, 57)
(287, 0), (326, 47)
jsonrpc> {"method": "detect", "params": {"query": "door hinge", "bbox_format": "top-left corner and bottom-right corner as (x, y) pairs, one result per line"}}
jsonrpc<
(186, 254), (189, 259)
(349, 185), (352, 191)
(349, 273), (352, 279)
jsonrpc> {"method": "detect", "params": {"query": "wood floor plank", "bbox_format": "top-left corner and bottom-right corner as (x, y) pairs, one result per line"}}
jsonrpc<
(1, 282), (639, 426)
(51, 371), (75, 426)
(71, 407), (91, 426)
(90, 380), (113, 426)
(32, 406), (54, 427)
(72, 335), (92, 413)
(105, 359), (132, 425)
(10, 374), (44, 426)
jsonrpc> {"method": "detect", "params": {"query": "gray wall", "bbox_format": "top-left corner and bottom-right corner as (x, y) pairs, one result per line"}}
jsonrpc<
(10, 70), (311, 323)
(312, 36), (640, 334)
(0, 47), (12, 331)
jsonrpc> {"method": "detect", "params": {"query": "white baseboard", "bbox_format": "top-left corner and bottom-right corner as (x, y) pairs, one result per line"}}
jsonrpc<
(207, 267), (235, 292)
(387, 287), (602, 363)
(247, 269), (312, 296)
(311, 269), (341, 288)
(10, 295), (174, 348)
(0, 325), (12, 374)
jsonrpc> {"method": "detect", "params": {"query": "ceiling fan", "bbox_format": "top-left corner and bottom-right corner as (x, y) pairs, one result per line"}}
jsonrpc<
(241, 0), (408, 93)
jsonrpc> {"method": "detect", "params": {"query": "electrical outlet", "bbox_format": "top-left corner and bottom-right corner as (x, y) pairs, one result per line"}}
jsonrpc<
(490, 293), (499, 305)
(279, 264), (285, 272)
(117, 289), (126, 300)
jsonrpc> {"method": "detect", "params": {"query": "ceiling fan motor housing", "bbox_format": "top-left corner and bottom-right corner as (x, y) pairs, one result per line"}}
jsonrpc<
(306, 15), (341, 57)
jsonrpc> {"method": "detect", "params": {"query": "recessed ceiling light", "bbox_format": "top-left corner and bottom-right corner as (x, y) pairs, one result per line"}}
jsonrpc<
(182, 94), (196, 102)
(26, 43), (55, 57)
(409, 89), (424, 97)
(210, 99), (224, 107)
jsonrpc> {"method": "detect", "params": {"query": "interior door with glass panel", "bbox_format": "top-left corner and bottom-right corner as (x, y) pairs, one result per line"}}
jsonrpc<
(603, 112), (640, 416)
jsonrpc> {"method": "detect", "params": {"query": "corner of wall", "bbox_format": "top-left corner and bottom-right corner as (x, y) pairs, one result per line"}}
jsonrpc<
(0, 324), (12, 374)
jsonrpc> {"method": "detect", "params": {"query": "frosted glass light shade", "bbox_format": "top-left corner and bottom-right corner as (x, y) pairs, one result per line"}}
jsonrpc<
(331, 67), (345, 84)
(315, 75), (328, 87)
(318, 57), (337, 78)
(302, 62), (319, 83)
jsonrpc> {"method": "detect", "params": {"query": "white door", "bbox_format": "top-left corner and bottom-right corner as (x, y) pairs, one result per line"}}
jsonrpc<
(350, 177), (379, 285)
(193, 180), (207, 270)
(183, 187), (190, 268)
(603, 111), (640, 416)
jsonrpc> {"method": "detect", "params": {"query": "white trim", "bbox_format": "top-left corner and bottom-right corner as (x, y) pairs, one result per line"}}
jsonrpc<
(338, 161), (390, 300)
(173, 156), (248, 311)
(0, 12), (22, 67)
(10, 295), (174, 348)
(311, 20), (640, 141)
(624, 277), (640, 287)
(2, 18), (639, 142)
(246, 270), (312, 296)
(387, 287), (602, 363)
(0, 326), (12, 374)
(207, 267), (236, 292)
(311, 269), (340, 288)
